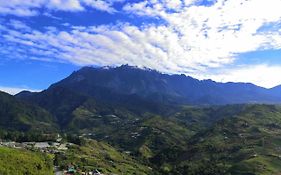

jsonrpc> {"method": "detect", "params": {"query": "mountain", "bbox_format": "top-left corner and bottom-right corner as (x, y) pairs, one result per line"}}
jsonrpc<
(8, 73), (281, 175)
(48, 65), (281, 104)
(4, 65), (281, 174)
(0, 91), (57, 132)
(270, 85), (281, 98)
(15, 65), (281, 130)
(17, 65), (281, 106)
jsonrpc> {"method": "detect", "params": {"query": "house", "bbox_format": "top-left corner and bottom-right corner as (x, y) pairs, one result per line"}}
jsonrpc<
(34, 142), (50, 149)
(1, 142), (16, 148)
(65, 166), (76, 175)
(57, 143), (68, 150)
(92, 169), (104, 175)
(56, 134), (62, 142)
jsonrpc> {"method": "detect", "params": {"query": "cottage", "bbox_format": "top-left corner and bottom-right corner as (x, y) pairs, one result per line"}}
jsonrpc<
(34, 142), (50, 149)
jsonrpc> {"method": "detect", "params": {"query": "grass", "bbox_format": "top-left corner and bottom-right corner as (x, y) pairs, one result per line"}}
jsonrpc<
(54, 140), (153, 174)
(0, 146), (53, 175)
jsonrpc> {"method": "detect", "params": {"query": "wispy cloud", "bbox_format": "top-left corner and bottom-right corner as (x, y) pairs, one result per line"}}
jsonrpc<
(8, 19), (31, 31)
(82, 0), (117, 14)
(2, 1), (281, 70)
(124, 0), (281, 61)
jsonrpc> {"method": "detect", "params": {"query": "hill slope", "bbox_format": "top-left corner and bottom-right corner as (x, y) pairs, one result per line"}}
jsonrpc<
(7, 87), (281, 175)
(0, 91), (57, 132)
(168, 105), (281, 175)
(0, 147), (53, 175)
(55, 139), (153, 174)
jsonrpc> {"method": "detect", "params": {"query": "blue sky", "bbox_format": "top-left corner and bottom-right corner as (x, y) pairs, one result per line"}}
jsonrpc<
(0, 0), (281, 94)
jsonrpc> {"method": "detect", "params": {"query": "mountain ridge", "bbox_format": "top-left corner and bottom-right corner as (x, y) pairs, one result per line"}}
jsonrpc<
(16, 65), (281, 105)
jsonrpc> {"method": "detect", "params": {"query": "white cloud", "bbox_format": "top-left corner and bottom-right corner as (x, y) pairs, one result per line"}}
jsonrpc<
(193, 65), (281, 89)
(82, 0), (117, 13)
(47, 0), (84, 11)
(124, 0), (281, 58)
(0, 0), (122, 16)
(0, 86), (41, 95)
(164, 0), (182, 10)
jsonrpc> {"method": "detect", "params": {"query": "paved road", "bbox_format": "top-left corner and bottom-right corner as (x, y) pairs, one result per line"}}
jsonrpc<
(55, 171), (63, 175)
(54, 166), (63, 175)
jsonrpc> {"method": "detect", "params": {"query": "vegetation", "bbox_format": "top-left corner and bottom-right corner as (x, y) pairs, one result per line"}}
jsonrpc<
(0, 91), (58, 132)
(54, 140), (153, 174)
(4, 86), (281, 174)
(0, 147), (53, 175)
(0, 130), (57, 142)
(169, 105), (281, 175)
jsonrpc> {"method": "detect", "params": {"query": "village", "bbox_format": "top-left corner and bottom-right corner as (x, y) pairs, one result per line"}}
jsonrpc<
(0, 135), (106, 175)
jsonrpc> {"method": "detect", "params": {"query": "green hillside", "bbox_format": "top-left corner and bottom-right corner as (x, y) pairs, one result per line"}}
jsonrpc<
(170, 105), (281, 175)
(60, 103), (281, 175)
(0, 91), (57, 132)
(54, 140), (153, 174)
(3, 87), (281, 175)
(0, 147), (53, 175)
